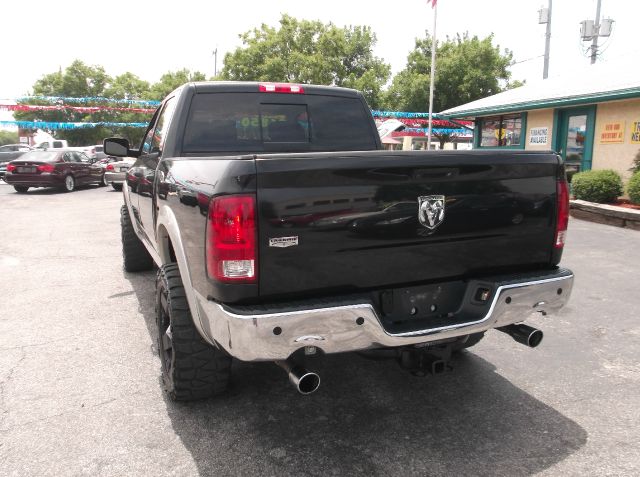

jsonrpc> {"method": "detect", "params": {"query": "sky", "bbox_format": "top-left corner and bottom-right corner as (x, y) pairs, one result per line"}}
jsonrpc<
(1, 0), (638, 112)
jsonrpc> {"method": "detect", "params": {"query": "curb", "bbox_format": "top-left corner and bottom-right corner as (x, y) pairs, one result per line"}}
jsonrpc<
(570, 199), (640, 230)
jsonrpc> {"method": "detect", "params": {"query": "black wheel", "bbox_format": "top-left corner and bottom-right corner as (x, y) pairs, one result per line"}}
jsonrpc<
(112, 183), (123, 191)
(156, 263), (231, 401)
(63, 175), (75, 192)
(452, 332), (485, 353)
(120, 204), (153, 272)
(13, 185), (29, 193)
(100, 173), (108, 187)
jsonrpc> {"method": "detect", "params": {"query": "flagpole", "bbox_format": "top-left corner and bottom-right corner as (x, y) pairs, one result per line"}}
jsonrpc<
(427, 2), (437, 150)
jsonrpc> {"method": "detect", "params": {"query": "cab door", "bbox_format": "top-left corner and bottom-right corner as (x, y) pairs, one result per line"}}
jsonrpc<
(136, 97), (177, 244)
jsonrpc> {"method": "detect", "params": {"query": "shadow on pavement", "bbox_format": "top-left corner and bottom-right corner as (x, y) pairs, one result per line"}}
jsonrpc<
(125, 271), (587, 477)
(1, 184), (107, 195)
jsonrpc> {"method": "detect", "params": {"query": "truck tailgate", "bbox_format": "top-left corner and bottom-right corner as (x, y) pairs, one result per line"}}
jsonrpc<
(256, 150), (560, 298)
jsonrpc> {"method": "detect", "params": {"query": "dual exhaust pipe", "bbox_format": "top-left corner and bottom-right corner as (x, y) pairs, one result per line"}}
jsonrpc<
(498, 324), (544, 348)
(276, 360), (321, 395)
(277, 324), (542, 395)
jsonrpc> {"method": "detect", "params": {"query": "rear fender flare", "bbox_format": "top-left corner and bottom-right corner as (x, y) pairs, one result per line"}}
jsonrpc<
(156, 205), (213, 345)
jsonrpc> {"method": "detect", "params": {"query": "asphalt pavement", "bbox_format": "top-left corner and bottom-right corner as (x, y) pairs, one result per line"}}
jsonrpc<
(0, 180), (639, 476)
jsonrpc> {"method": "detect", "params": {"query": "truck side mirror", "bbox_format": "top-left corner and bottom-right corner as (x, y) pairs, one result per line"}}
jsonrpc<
(104, 137), (139, 158)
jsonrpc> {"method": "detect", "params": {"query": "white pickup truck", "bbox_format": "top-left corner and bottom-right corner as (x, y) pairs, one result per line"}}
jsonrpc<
(34, 140), (94, 157)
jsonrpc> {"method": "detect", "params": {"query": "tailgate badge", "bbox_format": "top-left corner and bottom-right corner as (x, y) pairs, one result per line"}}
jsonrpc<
(418, 195), (445, 230)
(269, 236), (299, 248)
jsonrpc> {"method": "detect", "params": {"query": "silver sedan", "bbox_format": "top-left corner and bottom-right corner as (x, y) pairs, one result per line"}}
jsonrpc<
(104, 159), (135, 191)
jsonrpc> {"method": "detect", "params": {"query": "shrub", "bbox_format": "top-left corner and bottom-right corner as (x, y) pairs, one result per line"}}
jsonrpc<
(630, 149), (640, 174)
(628, 172), (640, 204)
(571, 169), (623, 203)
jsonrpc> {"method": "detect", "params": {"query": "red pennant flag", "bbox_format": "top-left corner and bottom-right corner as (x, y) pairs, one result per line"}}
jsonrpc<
(428, 0), (438, 7)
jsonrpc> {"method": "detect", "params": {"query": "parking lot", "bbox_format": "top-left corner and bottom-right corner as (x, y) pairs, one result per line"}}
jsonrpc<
(0, 181), (639, 477)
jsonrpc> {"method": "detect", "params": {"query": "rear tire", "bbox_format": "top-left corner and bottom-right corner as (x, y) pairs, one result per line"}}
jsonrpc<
(112, 183), (123, 191)
(100, 173), (108, 187)
(63, 175), (75, 192)
(14, 185), (29, 193)
(120, 204), (153, 272)
(156, 263), (231, 400)
(452, 332), (485, 353)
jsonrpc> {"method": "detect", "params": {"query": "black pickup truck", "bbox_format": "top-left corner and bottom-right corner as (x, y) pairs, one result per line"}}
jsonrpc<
(105, 82), (573, 400)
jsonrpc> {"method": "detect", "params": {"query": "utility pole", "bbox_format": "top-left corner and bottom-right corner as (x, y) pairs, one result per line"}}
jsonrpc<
(590, 0), (602, 64)
(580, 0), (614, 64)
(539, 0), (552, 79)
(213, 48), (218, 77)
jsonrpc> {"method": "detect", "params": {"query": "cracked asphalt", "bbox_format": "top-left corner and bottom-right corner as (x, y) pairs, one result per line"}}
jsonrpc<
(0, 181), (639, 476)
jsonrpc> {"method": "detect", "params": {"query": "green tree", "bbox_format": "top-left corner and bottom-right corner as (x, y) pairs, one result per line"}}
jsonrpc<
(220, 14), (390, 108)
(13, 60), (113, 146)
(383, 32), (517, 112)
(0, 131), (19, 146)
(104, 73), (153, 146)
(13, 62), (155, 146)
(147, 69), (207, 101)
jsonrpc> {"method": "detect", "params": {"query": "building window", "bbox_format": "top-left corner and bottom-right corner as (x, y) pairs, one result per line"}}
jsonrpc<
(479, 114), (523, 147)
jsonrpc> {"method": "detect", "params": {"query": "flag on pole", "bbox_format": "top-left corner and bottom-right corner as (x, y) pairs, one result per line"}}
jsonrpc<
(427, 0), (438, 149)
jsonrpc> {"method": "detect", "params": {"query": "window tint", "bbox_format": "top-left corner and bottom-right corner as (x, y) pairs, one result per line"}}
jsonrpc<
(53, 141), (63, 148)
(262, 104), (309, 142)
(182, 92), (376, 153)
(305, 95), (376, 149)
(63, 152), (73, 162)
(150, 97), (177, 153)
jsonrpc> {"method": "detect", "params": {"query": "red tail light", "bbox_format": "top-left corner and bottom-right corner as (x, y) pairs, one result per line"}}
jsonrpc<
(259, 83), (305, 94)
(7, 163), (16, 172)
(555, 180), (570, 248)
(206, 195), (257, 283)
(106, 164), (115, 171)
(37, 163), (55, 173)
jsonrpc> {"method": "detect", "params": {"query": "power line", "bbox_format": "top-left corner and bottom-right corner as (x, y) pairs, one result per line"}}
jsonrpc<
(511, 54), (544, 66)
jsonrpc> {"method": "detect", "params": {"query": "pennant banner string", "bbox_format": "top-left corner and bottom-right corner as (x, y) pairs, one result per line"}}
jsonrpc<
(0, 121), (148, 130)
(0, 104), (155, 114)
(16, 96), (161, 107)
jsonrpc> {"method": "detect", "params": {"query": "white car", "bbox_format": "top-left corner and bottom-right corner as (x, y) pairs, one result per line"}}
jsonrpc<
(104, 158), (135, 191)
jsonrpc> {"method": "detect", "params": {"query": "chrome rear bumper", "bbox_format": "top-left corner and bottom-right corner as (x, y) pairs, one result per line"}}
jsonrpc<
(195, 269), (574, 361)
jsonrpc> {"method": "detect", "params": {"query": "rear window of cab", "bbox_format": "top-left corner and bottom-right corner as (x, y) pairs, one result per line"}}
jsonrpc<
(182, 92), (377, 153)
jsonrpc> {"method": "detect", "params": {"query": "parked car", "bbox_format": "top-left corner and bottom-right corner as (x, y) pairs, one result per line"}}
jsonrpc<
(0, 144), (33, 180)
(104, 158), (134, 190)
(95, 156), (123, 168)
(34, 140), (94, 157)
(87, 144), (107, 160)
(4, 150), (107, 192)
(0, 144), (33, 153)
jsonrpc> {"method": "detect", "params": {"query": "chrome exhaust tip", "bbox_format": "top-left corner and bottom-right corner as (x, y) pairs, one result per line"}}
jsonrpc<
(276, 360), (321, 395)
(498, 324), (544, 348)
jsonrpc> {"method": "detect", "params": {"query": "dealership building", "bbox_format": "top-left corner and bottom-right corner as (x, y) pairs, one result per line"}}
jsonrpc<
(439, 61), (640, 181)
